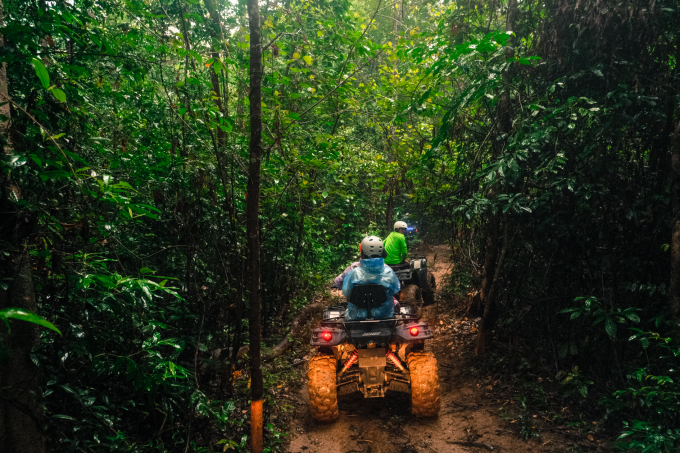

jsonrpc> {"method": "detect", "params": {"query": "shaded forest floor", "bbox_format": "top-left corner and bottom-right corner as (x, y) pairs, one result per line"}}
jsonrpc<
(276, 244), (616, 453)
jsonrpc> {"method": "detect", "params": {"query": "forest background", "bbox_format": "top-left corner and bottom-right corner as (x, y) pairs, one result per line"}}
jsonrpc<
(1, 0), (679, 451)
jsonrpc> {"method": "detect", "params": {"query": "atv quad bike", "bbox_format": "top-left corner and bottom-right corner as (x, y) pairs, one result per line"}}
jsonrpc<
(389, 256), (436, 307)
(308, 284), (440, 422)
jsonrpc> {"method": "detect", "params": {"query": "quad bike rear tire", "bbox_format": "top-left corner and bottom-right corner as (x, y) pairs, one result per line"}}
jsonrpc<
(308, 354), (339, 422)
(400, 284), (422, 310)
(407, 352), (441, 417)
(421, 274), (436, 306)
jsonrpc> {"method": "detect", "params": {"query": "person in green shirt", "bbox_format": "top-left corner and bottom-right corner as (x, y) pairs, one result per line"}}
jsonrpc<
(384, 221), (409, 265)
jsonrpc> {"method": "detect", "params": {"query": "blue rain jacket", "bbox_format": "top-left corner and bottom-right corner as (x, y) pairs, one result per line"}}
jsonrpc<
(342, 258), (400, 320)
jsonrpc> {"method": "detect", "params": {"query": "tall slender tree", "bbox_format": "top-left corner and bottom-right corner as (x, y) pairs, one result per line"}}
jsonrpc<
(671, 118), (680, 321)
(0, 4), (46, 450)
(0, 0), (9, 156)
(476, 0), (517, 355)
(246, 0), (264, 451)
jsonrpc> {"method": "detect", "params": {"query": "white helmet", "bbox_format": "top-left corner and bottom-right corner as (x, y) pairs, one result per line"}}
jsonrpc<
(394, 221), (408, 230)
(360, 236), (384, 258)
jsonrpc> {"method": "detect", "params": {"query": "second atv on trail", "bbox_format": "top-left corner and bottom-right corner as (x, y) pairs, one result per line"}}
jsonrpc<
(389, 255), (436, 308)
(307, 284), (440, 422)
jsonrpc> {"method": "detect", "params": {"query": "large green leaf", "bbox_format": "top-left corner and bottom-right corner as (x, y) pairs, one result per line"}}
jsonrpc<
(0, 308), (61, 335)
(31, 58), (50, 89)
(52, 88), (66, 102)
(604, 317), (617, 339)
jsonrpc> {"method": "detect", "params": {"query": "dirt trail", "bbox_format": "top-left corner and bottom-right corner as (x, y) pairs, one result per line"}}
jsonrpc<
(285, 245), (579, 453)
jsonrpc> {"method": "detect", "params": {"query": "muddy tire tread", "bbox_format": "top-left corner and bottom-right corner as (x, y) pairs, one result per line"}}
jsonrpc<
(307, 354), (339, 422)
(407, 351), (441, 417)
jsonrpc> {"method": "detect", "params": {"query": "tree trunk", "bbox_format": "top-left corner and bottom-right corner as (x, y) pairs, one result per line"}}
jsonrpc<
(476, 219), (508, 354)
(0, 0), (16, 200)
(246, 0), (264, 451)
(204, 0), (237, 222)
(0, 0), (9, 155)
(393, 1), (404, 39)
(670, 118), (680, 320)
(385, 185), (394, 233)
(476, 0), (517, 355)
(0, 249), (45, 453)
(0, 3), (44, 448)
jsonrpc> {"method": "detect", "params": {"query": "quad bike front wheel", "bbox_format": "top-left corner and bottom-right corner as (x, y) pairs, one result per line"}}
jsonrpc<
(307, 354), (339, 422)
(407, 352), (441, 417)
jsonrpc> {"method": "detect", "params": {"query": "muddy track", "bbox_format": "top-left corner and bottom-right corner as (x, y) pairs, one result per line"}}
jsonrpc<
(285, 245), (597, 453)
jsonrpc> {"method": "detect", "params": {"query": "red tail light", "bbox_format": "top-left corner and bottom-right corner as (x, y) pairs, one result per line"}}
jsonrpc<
(322, 332), (333, 342)
(409, 327), (419, 336)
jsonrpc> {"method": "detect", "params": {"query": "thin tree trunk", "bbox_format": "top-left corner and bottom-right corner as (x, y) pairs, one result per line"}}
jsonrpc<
(385, 185), (394, 232)
(0, 4), (44, 448)
(480, 211), (499, 305)
(670, 118), (680, 320)
(246, 0), (264, 450)
(204, 0), (235, 218)
(280, 173), (317, 318)
(0, 0), (15, 200)
(0, 248), (45, 453)
(476, 0), (517, 355)
(393, 1), (403, 39)
(476, 219), (508, 354)
(0, 1), (9, 156)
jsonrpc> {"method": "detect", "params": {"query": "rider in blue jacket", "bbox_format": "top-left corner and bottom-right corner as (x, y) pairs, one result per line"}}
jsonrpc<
(342, 236), (401, 320)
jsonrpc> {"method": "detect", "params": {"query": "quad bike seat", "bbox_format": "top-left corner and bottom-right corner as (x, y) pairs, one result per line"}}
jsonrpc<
(348, 283), (393, 320)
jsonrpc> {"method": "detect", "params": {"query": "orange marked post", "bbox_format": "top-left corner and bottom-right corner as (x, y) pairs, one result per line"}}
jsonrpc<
(250, 399), (263, 453)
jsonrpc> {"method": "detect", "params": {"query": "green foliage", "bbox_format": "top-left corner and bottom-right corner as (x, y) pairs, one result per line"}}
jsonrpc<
(560, 296), (642, 340)
(557, 366), (593, 399)
(1, 0), (433, 449)
(0, 308), (61, 335)
(601, 328), (680, 452)
(392, 0), (680, 451)
(516, 396), (540, 440)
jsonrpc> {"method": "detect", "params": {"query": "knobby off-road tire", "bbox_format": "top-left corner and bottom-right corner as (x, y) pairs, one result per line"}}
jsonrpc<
(407, 352), (441, 417)
(400, 284), (422, 310)
(307, 354), (339, 422)
(421, 273), (436, 306)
